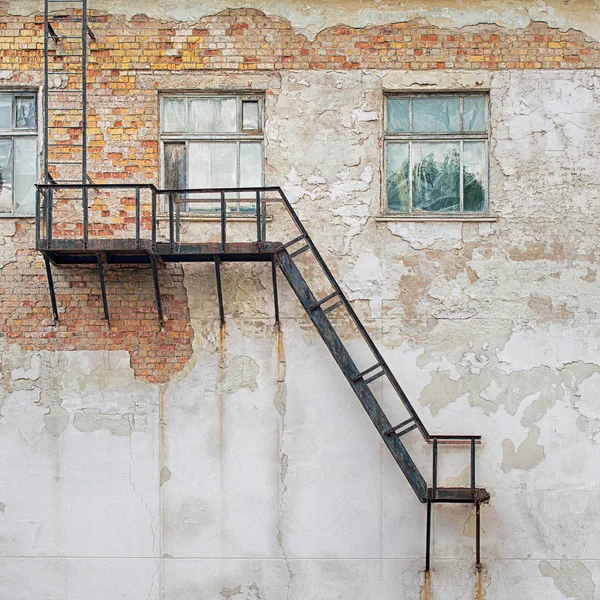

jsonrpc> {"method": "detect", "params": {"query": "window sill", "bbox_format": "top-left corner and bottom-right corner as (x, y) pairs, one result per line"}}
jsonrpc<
(0, 214), (35, 219)
(375, 214), (498, 223)
(157, 215), (272, 223)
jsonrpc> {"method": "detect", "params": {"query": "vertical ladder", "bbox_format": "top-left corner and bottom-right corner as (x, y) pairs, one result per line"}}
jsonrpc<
(42, 0), (105, 319)
(43, 0), (94, 186)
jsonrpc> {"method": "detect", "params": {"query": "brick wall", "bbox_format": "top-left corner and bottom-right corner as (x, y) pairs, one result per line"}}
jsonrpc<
(2, 7), (599, 381)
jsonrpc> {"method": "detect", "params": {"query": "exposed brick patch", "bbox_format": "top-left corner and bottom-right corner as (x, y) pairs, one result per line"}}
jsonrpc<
(1, 11), (600, 71)
(0, 223), (194, 383)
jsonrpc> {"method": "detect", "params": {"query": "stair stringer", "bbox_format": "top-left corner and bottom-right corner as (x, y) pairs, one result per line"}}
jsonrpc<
(276, 248), (428, 502)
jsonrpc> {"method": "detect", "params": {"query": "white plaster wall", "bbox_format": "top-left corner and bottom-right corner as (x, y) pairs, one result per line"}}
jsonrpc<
(1, 69), (600, 599)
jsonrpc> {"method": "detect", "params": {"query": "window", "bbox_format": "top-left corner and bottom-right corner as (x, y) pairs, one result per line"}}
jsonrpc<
(384, 94), (488, 214)
(0, 92), (38, 215)
(160, 94), (264, 212)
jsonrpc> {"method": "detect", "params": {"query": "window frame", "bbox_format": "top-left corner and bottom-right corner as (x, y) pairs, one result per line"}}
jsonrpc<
(159, 92), (265, 214)
(383, 92), (490, 216)
(0, 89), (39, 217)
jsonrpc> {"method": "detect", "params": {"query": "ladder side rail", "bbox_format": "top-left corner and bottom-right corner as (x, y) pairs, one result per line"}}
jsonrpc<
(277, 249), (428, 502)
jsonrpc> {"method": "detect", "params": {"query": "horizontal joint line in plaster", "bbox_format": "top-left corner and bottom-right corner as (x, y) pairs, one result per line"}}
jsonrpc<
(3, 556), (598, 561)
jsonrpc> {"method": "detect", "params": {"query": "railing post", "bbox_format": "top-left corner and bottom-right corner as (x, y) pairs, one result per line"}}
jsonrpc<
(255, 190), (261, 242)
(175, 192), (181, 244)
(220, 191), (226, 252)
(35, 187), (41, 248)
(169, 191), (175, 254)
(261, 196), (267, 241)
(82, 185), (89, 249)
(151, 188), (157, 252)
(470, 438), (476, 491)
(432, 439), (438, 498)
(47, 186), (53, 248)
(135, 187), (140, 248)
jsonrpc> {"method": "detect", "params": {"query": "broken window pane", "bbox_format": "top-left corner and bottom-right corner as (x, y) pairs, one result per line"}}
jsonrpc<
(0, 139), (13, 212)
(16, 97), (36, 129)
(189, 98), (237, 133)
(463, 141), (486, 212)
(164, 142), (186, 196)
(163, 97), (187, 132)
(464, 96), (487, 132)
(412, 142), (460, 212)
(387, 98), (409, 132)
(386, 142), (410, 212)
(242, 101), (259, 130)
(14, 137), (36, 214)
(413, 97), (460, 133)
(0, 96), (11, 129)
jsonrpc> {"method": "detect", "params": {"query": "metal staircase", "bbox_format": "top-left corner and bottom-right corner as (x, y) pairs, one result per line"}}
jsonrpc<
(35, 184), (490, 572)
(38, 0), (488, 576)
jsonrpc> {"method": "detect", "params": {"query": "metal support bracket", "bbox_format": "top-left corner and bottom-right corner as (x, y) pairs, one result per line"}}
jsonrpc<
(96, 252), (109, 321)
(214, 255), (225, 326)
(271, 255), (280, 325)
(149, 253), (165, 327)
(43, 253), (59, 322)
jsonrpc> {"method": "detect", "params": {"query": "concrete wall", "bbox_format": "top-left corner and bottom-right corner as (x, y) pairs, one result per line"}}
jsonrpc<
(1, 2), (599, 599)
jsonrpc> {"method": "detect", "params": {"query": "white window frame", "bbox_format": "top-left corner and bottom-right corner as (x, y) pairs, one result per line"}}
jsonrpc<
(383, 92), (490, 215)
(0, 90), (39, 217)
(159, 93), (264, 214)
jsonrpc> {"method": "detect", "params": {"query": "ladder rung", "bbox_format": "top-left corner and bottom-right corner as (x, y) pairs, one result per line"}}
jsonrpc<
(352, 363), (382, 382)
(50, 161), (83, 164)
(48, 125), (82, 129)
(290, 245), (309, 258)
(280, 234), (306, 251)
(384, 417), (417, 436)
(53, 35), (83, 39)
(310, 291), (340, 310)
(48, 71), (82, 75)
(364, 370), (385, 384)
(48, 143), (83, 146)
(323, 301), (343, 315)
(395, 424), (418, 438)
(48, 89), (83, 92)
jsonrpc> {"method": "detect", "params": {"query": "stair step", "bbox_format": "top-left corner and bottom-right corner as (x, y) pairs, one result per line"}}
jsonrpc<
(323, 300), (343, 315)
(290, 244), (309, 258)
(429, 487), (490, 504)
(310, 291), (340, 310)
(352, 363), (382, 382)
(384, 417), (417, 437)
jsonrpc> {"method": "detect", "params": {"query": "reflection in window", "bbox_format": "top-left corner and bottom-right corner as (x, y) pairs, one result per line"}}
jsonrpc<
(0, 92), (37, 215)
(385, 94), (489, 214)
(160, 95), (264, 212)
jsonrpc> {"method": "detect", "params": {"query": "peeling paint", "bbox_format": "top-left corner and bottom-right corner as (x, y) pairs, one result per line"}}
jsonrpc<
(539, 559), (596, 600)
(217, 356), (260, 394)
(501, 425), (545, 473)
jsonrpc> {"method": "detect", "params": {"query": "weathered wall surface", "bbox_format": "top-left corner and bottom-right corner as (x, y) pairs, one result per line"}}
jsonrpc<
(1, 2), (599, 599)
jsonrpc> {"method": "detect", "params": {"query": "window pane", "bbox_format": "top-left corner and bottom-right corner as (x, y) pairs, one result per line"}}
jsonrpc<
(387, 98), (409, 132)
(0, 139), (13, 212)
(163, 97), (187, 132)
(189, 142), (236, 210)
(463, 142), (486, 212)
(14, 137), (36, 214)
(189, 98), (237, 133)
(464, 96), (486, 132)
(413, 97), (460, 133)
(386, 143), (410, 212)
(0, 96), (11, 129)
(16, 97), (36, 129)
(239, 142), (262, 209)
(242, 101), (259, 130)
(412, 142), (460, 212)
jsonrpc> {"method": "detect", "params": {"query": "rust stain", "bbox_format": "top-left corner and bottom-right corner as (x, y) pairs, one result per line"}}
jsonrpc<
(421, 570), (431, 600)
(475, 567), (485, 600)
